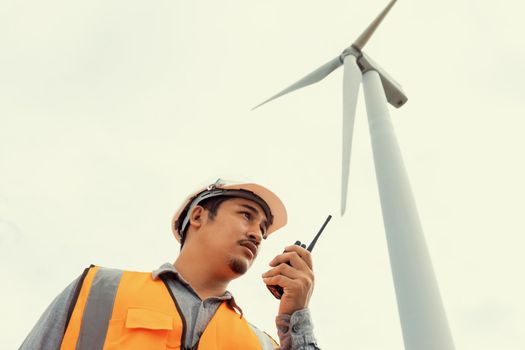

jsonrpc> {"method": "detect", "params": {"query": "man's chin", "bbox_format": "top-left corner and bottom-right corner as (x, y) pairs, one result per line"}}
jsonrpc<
(228, 258), (250, 276)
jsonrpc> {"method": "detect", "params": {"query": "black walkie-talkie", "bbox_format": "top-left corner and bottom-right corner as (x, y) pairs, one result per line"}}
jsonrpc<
(267, 215), (332, 299)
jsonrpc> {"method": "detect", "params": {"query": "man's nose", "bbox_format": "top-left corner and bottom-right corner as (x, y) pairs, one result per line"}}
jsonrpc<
(247, 224), (263, 244)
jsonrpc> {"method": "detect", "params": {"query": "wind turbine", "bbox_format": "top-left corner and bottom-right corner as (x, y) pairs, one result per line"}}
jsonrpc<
(253, 1), (456, 349)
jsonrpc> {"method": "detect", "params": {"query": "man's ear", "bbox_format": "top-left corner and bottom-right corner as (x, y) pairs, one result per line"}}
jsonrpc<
(189, 206), (206, 229)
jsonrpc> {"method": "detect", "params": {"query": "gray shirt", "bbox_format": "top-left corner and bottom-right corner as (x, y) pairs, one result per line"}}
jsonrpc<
(19, 263), (320, 350)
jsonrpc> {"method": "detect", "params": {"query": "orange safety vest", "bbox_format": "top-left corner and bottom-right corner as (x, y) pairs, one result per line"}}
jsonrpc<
(61, 266), (277, 350)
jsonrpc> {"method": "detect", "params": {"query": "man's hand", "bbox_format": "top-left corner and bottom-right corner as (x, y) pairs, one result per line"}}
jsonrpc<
(262, 245), (314, 315)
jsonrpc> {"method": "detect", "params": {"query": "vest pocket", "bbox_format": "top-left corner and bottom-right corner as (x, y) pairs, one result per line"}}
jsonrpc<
(104, 308), (174, 350)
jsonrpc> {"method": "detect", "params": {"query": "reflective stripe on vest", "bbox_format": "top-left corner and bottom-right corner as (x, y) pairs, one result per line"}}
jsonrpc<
(61, 267), (276, 350)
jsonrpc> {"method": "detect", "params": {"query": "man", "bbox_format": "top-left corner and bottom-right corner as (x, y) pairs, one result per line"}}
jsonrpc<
(20, 179), (320, 349)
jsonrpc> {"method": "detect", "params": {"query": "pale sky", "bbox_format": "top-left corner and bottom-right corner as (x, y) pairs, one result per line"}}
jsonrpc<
(2, 0), (525, 349)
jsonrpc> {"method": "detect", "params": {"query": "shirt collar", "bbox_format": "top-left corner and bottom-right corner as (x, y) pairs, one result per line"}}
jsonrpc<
(152, 263), (243, 317)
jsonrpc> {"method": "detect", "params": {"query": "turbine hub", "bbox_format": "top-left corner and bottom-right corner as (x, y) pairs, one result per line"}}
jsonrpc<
(339, 46), (362, 64)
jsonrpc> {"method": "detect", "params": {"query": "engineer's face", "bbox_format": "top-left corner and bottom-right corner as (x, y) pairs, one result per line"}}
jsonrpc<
(200, 197), (269, 277)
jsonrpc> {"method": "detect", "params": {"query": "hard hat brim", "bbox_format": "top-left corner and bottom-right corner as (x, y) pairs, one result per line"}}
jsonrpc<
(172, 182), (287, 242)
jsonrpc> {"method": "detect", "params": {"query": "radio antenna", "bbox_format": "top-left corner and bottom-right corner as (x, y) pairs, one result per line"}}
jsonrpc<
(307, 215), (332, 252)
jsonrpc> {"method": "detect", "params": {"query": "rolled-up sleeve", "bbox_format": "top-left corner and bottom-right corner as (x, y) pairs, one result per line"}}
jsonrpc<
(276, 309), (320, 350)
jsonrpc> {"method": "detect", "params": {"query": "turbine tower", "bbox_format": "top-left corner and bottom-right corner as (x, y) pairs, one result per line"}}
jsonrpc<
(254, 1), (456, 349)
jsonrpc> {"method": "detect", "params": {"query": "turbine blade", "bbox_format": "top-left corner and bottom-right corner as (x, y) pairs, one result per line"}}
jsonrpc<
(341, 55), (362, 215)
(252, 56), (342, 110)
(352, 0), (398, 51)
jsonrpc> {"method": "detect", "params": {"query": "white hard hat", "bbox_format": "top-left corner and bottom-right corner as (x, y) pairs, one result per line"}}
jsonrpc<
(172, 179), (287, 243)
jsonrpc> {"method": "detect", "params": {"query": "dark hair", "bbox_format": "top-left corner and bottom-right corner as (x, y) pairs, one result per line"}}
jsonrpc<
(176, 195), (232, 247)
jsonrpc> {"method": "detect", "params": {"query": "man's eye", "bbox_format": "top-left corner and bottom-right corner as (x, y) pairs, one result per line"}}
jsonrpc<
(240, 211), (251, 219)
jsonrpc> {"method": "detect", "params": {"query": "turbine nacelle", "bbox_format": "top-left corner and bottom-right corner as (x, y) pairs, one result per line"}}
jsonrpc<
(340, 48), (408, 108)
(359, 52), (407, 108)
